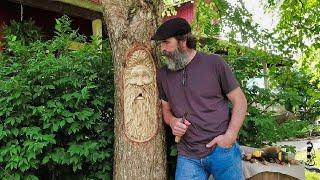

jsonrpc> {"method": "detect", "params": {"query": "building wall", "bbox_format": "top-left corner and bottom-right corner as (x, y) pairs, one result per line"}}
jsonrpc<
(163, 2), (195, 23)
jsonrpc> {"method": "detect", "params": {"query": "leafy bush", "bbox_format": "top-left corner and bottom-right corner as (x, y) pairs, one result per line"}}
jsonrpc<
(239, 107), (279, 147)
(2, 19), (43, 45)
(0, 16), (114, 179)
(278, 120), (312, 139)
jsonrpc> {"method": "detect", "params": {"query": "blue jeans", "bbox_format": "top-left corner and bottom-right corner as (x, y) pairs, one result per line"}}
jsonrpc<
(175, 143), (244, 180)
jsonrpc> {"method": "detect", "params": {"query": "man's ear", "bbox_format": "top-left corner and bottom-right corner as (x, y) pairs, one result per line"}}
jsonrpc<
(178, 39), (187, 49)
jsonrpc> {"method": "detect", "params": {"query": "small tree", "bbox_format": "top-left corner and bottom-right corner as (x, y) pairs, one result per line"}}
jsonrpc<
(101, 1), (167, 179)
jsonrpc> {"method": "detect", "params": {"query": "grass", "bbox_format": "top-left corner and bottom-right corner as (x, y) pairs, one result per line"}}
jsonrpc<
(295, 149), (320, 180)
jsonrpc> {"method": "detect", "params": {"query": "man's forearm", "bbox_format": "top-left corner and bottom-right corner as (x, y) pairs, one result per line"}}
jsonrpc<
(226, 89), (247, 140)
(162, 108), (174, 126)
(161, 100), (175, 126)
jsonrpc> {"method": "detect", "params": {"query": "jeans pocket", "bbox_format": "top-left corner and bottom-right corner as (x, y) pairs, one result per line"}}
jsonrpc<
(216, 143), (235, 151)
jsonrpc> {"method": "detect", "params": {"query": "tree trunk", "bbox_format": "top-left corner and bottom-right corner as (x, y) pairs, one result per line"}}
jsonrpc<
(101, 1), (167, 179)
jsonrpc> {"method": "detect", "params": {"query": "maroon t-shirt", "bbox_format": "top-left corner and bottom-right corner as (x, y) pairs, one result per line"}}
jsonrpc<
(157, 52), (239, 158)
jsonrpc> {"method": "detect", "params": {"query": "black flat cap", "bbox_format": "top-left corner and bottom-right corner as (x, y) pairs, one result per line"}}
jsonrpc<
(151, 17), (191, 41)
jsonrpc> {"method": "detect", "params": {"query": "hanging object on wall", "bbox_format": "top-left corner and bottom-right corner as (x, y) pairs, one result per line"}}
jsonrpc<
(20, 3), (23, 21)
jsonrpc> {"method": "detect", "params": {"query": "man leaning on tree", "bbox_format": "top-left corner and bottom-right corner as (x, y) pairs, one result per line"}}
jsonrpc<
(152, 17), (247, 180)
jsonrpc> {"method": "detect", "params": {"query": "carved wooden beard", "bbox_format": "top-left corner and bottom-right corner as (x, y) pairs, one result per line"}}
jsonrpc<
(125, 84), (156, 141)
(123, 48), (158, 142)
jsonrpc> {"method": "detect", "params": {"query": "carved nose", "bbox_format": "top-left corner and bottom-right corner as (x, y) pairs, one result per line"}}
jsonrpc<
(136, 81), (143, 86)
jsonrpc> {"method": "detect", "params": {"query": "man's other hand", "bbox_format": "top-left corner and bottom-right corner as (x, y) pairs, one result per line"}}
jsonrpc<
(206, 131), (236, 149)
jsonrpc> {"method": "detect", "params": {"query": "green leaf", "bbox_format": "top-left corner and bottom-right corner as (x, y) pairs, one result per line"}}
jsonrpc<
(42, 156), (50, 164)
(170, 145), (178, 156)
(25, 175), (39, 180)
(59, 120), (66, 128)
(52, 122), (60, 132)
(14, 173), (21, 180)
(68, 122), (79, 134)
(66, 117), (74, 123)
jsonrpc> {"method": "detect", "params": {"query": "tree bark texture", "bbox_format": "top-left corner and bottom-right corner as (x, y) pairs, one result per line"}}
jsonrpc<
(101, 1), (167, 179)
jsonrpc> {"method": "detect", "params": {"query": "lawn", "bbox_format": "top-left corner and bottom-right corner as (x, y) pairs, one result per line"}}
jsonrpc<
(295, 149), (320, 180)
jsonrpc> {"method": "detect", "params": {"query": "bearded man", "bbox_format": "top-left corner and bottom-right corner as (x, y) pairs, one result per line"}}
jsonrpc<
(152, 18), (247, 180)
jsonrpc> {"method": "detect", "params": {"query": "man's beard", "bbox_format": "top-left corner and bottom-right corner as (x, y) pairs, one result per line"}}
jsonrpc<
(162, 48), (189, 71)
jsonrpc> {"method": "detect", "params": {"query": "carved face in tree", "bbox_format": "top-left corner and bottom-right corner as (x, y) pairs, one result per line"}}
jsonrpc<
(124, 47), (158, 142)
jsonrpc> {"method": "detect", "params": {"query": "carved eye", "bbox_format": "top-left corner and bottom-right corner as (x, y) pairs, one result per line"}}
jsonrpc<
(133, 73), (139, 79)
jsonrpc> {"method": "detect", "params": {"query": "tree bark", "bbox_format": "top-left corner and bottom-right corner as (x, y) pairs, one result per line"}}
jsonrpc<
(101, 1), (167, 179)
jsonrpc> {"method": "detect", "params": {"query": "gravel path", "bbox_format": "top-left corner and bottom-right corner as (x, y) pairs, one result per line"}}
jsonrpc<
(276, 136), (320, 151)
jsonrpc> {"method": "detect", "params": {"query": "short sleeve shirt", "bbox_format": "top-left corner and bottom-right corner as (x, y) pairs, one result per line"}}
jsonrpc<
(157, 52), (239, 158)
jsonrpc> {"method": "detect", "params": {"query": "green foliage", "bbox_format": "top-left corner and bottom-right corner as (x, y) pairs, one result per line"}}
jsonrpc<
(267, 0), (320, 58)
(162, 0), (192, 17)
(193, 0), (221, 38)
(0, 16), (114, 179)
(271, 68), (320, 121)
(2, 19), (43, 45)
(280, 145), (296, 154)
(222, 1), (267, 45)
(239, 107), (279, 147)
(278, 120), (313, 139)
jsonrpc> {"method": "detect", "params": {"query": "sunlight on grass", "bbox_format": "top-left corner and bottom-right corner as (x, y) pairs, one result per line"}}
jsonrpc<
(305, 171), (320, 180)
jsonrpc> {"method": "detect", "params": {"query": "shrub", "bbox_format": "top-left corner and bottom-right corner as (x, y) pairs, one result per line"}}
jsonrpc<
(0, 16), (114, 179)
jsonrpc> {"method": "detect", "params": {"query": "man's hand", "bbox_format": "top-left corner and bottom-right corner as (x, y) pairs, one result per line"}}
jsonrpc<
(161, 100), (191, 138)
(170, 117), (191, 137)
(206, 131), (237, 149)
